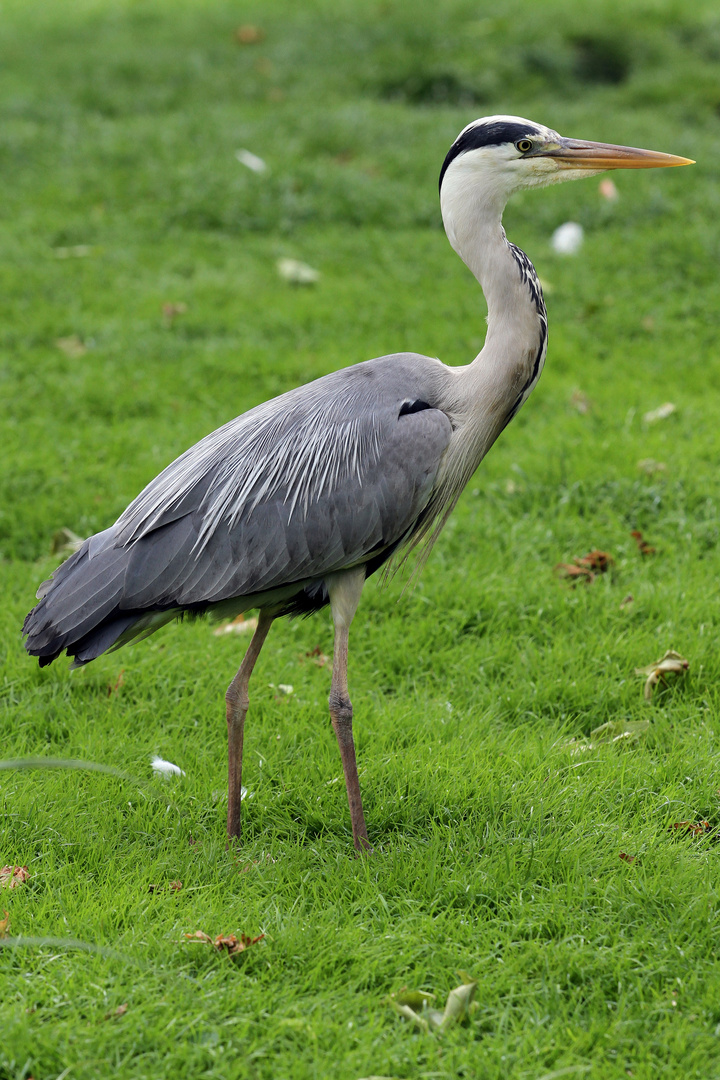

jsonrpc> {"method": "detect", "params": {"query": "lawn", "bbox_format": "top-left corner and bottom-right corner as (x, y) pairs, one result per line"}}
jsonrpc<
(2, 0), (720, 1077)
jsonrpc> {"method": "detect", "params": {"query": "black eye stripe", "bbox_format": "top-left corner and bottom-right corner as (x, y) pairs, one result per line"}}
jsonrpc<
(439, 121), (543, 192)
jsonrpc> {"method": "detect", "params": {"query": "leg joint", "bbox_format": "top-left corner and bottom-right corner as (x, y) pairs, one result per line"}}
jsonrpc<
(329, 690), (353, 728)
(226, 681), (249, 716)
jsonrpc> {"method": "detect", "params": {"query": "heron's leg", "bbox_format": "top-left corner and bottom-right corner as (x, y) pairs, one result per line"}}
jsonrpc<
(327, 567), (371, 853)
(225, 610), (274, 840)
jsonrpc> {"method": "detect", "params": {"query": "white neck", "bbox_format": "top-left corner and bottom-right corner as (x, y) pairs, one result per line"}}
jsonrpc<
(440, 171), (544, 369)
(432, 165), (548, 511)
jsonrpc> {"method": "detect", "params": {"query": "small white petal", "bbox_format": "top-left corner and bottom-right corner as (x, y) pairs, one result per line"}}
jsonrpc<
(277, 684), (294, 695)
(276, 258), (320, 284)
(235, 148), (267, 173)
(643, 402), (676, 423)
(151, 755), (185, 777)
(551, 222), (584, 255)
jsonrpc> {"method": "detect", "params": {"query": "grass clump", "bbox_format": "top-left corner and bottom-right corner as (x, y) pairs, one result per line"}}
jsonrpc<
(2, 1), (720, 1077)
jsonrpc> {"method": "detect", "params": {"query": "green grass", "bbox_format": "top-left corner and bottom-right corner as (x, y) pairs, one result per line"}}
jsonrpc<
(2, 0), (720, 1076)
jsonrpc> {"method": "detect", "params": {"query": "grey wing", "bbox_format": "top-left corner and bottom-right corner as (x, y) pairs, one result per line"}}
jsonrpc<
(115, 354), (453, 609)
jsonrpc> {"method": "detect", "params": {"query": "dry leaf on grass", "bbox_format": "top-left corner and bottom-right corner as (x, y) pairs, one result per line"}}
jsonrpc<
(619, 852), (636, 864)
(631, 530), (656, 556)
(388, 973), (477, 1032)
(670, 820), (712, 836)
(576, 550), (614, 572)
(162, 302), (187, 325)
(56, 335), (87, 358)
(591, 719), (650, 744)
(186, 930), (265, 956)
(555, 562), (595, 584)
(555, 549), (614, 584)
(0, 866), (29, 889)
(0, 911), (9, 937)
(635, 650), (689, 701)
(643, 402), (676, 423)
(235, 24), (264, 44)
(103, 1003), (128, 1021)
(148, 880), (182, 894)
(562, 718), (649, 754)
(304, 646), (329, 667)
(213, 615), (258, 636)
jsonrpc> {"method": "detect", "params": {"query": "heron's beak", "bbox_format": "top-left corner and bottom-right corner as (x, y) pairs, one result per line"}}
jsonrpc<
(545, 138), (694, 171)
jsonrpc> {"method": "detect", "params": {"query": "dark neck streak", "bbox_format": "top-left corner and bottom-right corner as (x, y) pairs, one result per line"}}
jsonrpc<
(500, 241), (548, 427)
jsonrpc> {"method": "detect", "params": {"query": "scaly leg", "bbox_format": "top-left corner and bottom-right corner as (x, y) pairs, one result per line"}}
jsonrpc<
(225, 610), (274, 840)
(327, 567), (371, 853)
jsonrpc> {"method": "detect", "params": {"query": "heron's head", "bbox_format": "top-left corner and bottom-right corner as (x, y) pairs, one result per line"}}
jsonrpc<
(439, 114), (693, 212)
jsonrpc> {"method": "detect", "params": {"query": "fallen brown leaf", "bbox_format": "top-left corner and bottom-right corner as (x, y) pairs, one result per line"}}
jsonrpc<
(162, 301), (187, 326)
(149, 880), (183, 894)
(103, 1003), (128, 1021)
(575, 550), (614, 572)
(388, 972), (477, 1031)
(305, 646), (329, 667)
(631, 530), (656, 556)
(670, 820), (712, 836)
(635, 650), (689, 701)
(619, 852), (635, 864)
(620, 594), (634, 609)
(186, 930), (265, 955)
(0, 866), (29, 889)
(235, 24), (264, 44)
(554, 563), (594, 584)
(555, 549), (613, 585)
(0, 910), (9, 937)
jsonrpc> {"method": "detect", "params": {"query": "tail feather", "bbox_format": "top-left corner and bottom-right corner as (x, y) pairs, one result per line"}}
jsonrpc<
(23, 519), (206, 667)
(24, 527), (144, 666)
(68, 614), (141, 667)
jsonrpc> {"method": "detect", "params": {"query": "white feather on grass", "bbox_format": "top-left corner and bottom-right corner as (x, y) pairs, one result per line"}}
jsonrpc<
(151, 755), (185, 777)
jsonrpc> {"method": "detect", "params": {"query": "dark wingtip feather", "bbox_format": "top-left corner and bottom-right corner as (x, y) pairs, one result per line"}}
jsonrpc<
(38, 652), (61, 668)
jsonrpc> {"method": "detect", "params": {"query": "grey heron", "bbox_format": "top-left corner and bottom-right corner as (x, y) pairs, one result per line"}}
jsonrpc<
(23, 116), (692, 851)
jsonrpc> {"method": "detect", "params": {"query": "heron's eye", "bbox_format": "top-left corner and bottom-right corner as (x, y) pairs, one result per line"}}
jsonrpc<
(516, 139), (533, 154)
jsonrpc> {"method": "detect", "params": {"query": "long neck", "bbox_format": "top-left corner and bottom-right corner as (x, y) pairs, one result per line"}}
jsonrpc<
(440, 178), (547, 391)
(428, 172), (548, 526)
